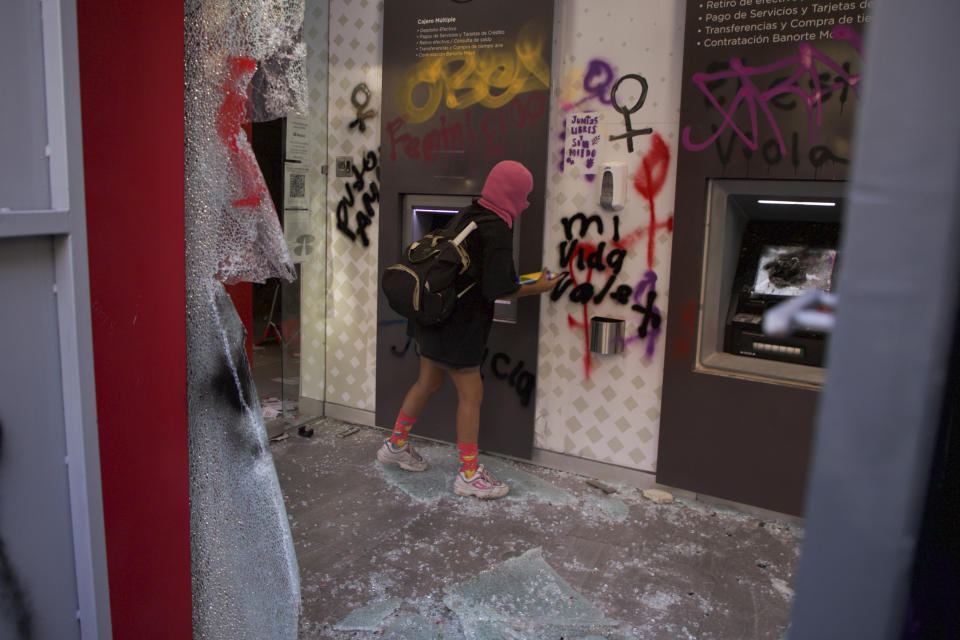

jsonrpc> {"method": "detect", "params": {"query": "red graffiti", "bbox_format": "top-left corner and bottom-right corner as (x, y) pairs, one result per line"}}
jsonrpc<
(563, 241), (599, 380)
(632, 133), (672, 269)
(387, 93), (547, 169)
(566, 309), (592, 379)
(216, 57), (256, 152)
(553, 133), (674, 380)
(633, 132), (670, 199)
(216, 56), (267, 208)
(671, 301), (698, 360)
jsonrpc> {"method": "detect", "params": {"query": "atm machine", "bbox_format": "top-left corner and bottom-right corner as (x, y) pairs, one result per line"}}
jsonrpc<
(696, 179), (845, 387)
(375, 0), (554, 460)
(375, 188), (544, 459)
(723, 218), (839, 367)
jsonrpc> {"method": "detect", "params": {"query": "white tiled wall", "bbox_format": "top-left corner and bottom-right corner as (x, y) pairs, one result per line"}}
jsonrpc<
(299, 0), (331, 403)
(535, 1), (685, 472)
(302, 0), (383, 411)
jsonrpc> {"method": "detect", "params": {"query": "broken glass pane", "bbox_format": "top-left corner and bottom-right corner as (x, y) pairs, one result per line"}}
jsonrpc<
(376, 443), (574, 508)
(333, 597), (402, 631)
(382, 612), (446, 640)
(443, 548), (620, 639)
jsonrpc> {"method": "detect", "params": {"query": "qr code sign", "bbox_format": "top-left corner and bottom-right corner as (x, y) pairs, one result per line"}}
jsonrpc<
(289, 173), (306, 199)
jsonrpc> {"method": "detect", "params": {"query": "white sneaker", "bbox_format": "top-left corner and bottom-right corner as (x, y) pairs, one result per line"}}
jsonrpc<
(376, 441), (428, 471)
(453, 464), (509, 499)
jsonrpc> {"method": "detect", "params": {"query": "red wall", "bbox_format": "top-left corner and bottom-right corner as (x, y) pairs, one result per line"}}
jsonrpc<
(226, 282), (254, 362)
(77, 3), (192, 637)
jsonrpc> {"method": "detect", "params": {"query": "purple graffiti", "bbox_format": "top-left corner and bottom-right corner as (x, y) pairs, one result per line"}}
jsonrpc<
(558, 58), (616, 176)
(557, 118), (567, 173)
(562, 58), (616, 112)
(624, 270), (662, 358)
(682, 25), (861, 156)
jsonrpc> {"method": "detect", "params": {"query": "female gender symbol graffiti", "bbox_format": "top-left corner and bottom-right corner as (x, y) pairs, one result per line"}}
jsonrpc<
(349, 82), (377, 132)
(583, 59), (615, 105)
(608, 73), (653, 153)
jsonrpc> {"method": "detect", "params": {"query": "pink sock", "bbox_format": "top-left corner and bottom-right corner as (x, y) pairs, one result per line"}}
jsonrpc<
(458, 442), (479, 478)
(389, 410), (416, 448)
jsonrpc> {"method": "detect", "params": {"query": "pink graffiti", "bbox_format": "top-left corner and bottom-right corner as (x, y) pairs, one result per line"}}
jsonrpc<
(681, 25), (861, 155)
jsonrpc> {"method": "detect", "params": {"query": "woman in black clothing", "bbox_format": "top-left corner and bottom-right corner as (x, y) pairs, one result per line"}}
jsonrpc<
(376, 160), (556, 498)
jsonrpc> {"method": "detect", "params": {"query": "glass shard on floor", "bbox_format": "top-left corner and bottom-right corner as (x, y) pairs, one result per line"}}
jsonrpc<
(442, 548), (620, 639)
(376, 444), (573, 507)
(332, 597), (402, 631)
(381, 612), (445, 639)
(583, 492), (630, 523)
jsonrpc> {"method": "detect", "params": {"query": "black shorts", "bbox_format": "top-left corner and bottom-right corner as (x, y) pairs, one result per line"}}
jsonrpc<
(415, 342), (481, 373)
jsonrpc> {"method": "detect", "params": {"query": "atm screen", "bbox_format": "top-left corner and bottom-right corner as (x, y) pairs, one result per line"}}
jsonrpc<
(752, 245), (837, 297)
(725, 219), (841, 367)
(403, 194), (476, 246)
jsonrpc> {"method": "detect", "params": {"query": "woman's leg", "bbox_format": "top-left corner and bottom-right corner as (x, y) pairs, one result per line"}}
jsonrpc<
(448, 369), (483, 444)
(400, 356), (446, 418)
(448, 369), (508, 498)
(388, 356), (445, 448)
(378, 357), (445, 472)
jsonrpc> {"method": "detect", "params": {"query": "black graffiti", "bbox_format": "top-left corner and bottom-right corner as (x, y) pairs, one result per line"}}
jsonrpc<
(488, 351), (535, 407)
(0, 421), (34, 639)
(702, 60), (734, 108)
(348, 83), (377, 133)
(810, 145), (849, 168)
(711, 127), (848, 172)
(553, 213), (629, 306)
(558, 241), (627, 277)
(631, 289), (662, 338)
(206, 289), (267, 458)
(390, 335), (412, 358)
(561, 213), (604, 239)
(608, 73), (652, 153)
(210, 350), (255, 417)
(762, 133), (800, 169)
(335, 150), (380, 246)
(385, 341), (535, 407)
(550, 267), (631, 307)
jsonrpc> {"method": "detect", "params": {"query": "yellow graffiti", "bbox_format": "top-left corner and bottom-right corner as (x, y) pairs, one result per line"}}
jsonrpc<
(400, 23), (550, 124)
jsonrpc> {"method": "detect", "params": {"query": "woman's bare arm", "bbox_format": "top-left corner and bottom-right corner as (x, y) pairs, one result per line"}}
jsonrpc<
(501, 269), (565, 299)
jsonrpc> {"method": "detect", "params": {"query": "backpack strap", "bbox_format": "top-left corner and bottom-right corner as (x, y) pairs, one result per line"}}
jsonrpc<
(441, 208), (502, 237)
(439, 210), (468, 236)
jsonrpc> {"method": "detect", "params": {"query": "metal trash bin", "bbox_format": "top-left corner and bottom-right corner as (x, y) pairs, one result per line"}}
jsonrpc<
(589, 316), (625, 355)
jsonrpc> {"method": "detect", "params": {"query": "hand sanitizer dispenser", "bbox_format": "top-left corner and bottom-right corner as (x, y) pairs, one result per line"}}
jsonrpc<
(599, 161), (626, 211)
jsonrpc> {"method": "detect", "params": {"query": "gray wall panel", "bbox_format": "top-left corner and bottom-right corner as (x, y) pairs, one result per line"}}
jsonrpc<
(0, 1), (51, 211)
(0, 236), (80, 639)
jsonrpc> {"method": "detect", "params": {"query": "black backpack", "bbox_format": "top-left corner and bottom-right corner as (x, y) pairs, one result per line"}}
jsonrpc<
(382, 212), (494, 325)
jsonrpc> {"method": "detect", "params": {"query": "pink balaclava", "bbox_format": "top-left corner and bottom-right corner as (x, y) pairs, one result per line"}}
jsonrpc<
(478, 160), (533, 229)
